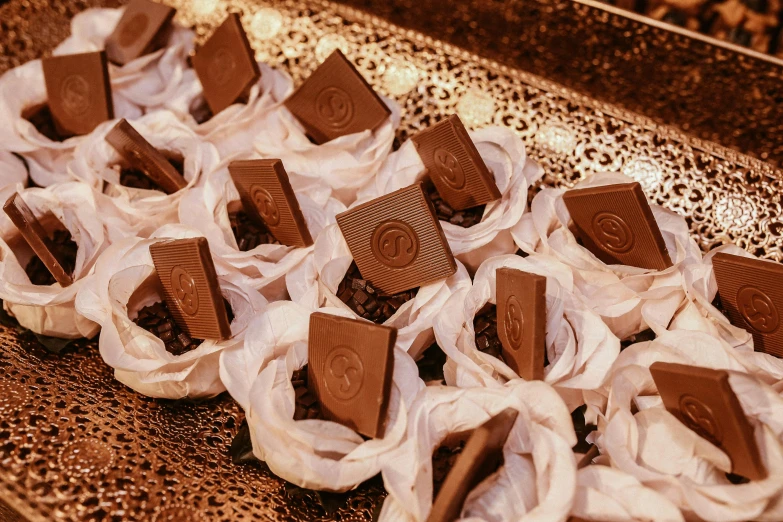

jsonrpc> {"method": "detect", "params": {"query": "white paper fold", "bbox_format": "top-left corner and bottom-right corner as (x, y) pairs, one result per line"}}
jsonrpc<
(285, 223), (473, 357)
(219, 301), (424, 491)
(75, 224), (267, 399)
(0, 152), (28, 189)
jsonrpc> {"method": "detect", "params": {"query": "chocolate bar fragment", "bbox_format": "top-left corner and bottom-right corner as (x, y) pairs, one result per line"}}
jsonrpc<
(192, 13), (261, 116)
(712, 253), (783, 358)
(41, 51), (114, 138)
(229, 208), (279, 251)
(106, 119), (187, 194)
(336, 182), (457, 296)
(411, 115), (500, 211)
(563, 182), (672, 271)
(228, 159), (313, 248)
(149, 237), (232, 340)
(3, 193), (74, 287)
(308, 312), (396, 438)
(496, 267), (547, 381)
(105, 0), (176, 66)
(426, 182), (486, 228)
(284, 49), (391, 144)
(427, 408), (518, 522)
(336, 262), (418, 324)
(650, 361), (766, 480)
(291, 367), (323, 421)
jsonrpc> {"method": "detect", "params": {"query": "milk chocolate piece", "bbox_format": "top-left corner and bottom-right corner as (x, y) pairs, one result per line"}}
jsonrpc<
(563, 182), (672, 270)
(308, 312), (396, 438)
(105, 119), (187, 194)
(427, 408), (518, 522)
(496, 267), (547, 380)
(41, 51), (114, 138)
(650, 361), (766, 480)
(105, 0), (176, 66)
(228, 159), (313, 248)
(411, 115), (500, 211)
(3, 193), (74, 287)
(192, 13), (260, 116)
(149, 237), (231, 340)
(284, 49), (391, 144)
(712, 253), (783, 358)
(336, 182), (457, 295)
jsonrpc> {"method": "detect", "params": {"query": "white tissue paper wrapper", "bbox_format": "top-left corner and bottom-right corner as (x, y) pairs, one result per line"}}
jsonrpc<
(378, 382), (578, 522)
(178, 163), (346, 301)
(285, 223), (473, 358)
(0, 182), (113, 338)
(252, 98), (401, 205)
(594, 329), (783, 521)
(356, 126), (543, 273)
(0, 60), (142, 187)
(433, 254), (620, 413)
(75, 224), (267, 399)
(0, 152), (28, 190)
(219, 301), (424, 492)
(68, 110), (219, 237)
(53, 7), (196, 113)
(512, 172), (704, 341)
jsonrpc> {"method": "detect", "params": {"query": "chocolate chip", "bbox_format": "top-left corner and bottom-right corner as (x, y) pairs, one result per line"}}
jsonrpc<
(229, 209), (280, 252)
(432, 439), (467, 498)
(190, 99), (214, 124)
(337, 262), (418, 324)
(120, 154), (185, 192)
(426, 182), (485, 229)
(291, 367), (323, 421)
(24, 228), (78, 286)
(22, 103), (66, 143)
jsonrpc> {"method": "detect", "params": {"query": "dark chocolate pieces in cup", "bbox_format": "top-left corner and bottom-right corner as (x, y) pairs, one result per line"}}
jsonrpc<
(411, 114), (500, 211)
(149, 237), (232, 341)
(105, 119), (187, 194)
(105, 0), (176, 66)
(427, 408), (518, 522)
(308, 312), (396, 439)
(563, 182), (672, 271)
(650, 361), (766, 481)
(3, 193), (75, 287)
(192, 13), (261, 116)
(496, 267), (547, 381)
(41, 51), (114, 139)
(228, 159), (313, 248)
(336, 182), (457, 296)
(284, 49), (391, 145)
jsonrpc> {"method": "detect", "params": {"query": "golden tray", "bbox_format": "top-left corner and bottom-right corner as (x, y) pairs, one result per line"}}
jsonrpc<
(1, 0), (782, 520)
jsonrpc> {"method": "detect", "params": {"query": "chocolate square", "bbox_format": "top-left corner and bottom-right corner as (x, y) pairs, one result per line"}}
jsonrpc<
(496, 267), (547, 380)
(411, 115), (500, 211)
(562, 182), (672, 270)
(712, 253), (783, 358)
(228, 159), (313, 248)
(308, 312), (396, 438)
(105, 0), (176, 66)
(3, 193), (74, 287)
(284, 49), (391, 144)
(41, 51), (114, 138)
(650, 361), (766, 480)
(336, 182), (457, 295)
(149, 237), (231, 340)
(105, 119), (187, 194)
(192, 13), (261, 116)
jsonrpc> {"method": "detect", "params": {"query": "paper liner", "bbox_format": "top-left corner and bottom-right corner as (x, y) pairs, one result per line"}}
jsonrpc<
(0, 151), (28, 190)
(285, 222), (473, 358)
(75, 224), (267, 399)
(356, 126), (543, 273)
(219, 301), (423, 491)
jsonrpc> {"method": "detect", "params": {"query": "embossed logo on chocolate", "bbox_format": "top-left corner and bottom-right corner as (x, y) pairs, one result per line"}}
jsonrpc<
(371, 220), (419, 268)
(250, 185), (280, 226)
(504, 295), (525, 350)
(209, 47), (237, 87)
(738, 285), (779, 334)
(324, 346), (364, 401)
(60, 75), (91, 118)
(119, 13), (149, 47)
(679, 394), (722, 445)
(315, 87), (354, 129)
(591, 212), (634, 254)
(171, 266), (199, 316)
(433, 147), (466, 190)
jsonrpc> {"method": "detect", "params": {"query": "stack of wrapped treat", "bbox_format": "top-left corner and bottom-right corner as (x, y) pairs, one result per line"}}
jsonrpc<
(2, 2), (783, 520)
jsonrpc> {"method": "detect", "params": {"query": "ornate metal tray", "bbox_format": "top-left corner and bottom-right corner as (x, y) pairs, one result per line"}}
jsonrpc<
(1, 0), (782, 520)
